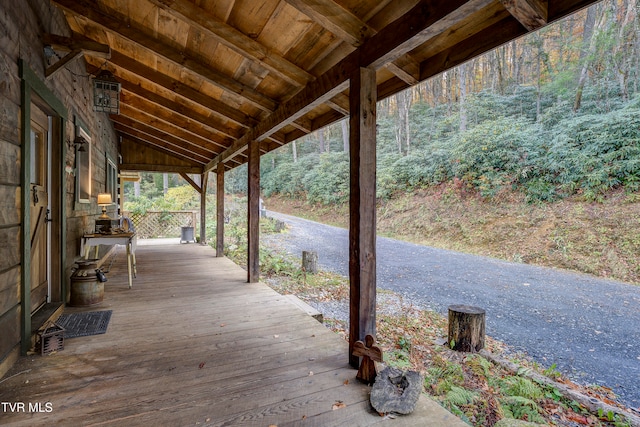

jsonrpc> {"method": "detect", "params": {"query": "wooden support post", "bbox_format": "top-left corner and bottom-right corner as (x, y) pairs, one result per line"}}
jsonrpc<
(448, 304), (486, 352)
(348, 66), (377, 368)
(302, 251), (318, 274)
(247, 140), (260, 283)
(216, 164), (225, 257)
(200, 171), (208, 245)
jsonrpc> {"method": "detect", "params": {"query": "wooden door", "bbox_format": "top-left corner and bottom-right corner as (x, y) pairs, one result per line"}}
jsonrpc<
(29, 105), (49, 314)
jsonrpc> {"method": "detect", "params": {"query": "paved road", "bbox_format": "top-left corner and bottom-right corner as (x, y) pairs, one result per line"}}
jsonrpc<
(262, 211), (640, 410)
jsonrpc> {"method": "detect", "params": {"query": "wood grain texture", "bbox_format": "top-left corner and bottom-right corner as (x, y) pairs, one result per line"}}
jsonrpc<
(0, 243), (467, 426)
(348, 67), (377, 369)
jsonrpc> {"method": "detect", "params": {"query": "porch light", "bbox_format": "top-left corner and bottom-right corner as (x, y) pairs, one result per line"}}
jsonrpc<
(93, 69), (121, 114)
(97, 193), (113, 219)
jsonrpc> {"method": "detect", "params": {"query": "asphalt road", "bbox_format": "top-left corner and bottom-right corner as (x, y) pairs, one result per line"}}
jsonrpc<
(262, 211), (640, 410)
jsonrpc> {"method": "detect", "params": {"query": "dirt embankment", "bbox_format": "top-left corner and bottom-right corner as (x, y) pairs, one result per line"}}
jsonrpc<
(264, 187), (640, 285)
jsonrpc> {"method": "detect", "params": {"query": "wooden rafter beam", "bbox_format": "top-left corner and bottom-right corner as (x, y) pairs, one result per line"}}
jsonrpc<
(205, 0), (474, 172)
(385, 55), (420, 85)
(120, 91), (231, 151)
(118, 85), (238, 144)
(325, 93), (350, 116)
(86, 61), (244, 142)
(117, 104), (222, 161)
(283, 0), (376, 47)
(42, 33), (110, 80)
(85, 49), (258, 129)
(42, 33), (111, 57)
(283, 0), (421, 88)
(500, 0), (548, 30)
(52, 0), (278, 112)
(119, 135), (205, 172)
(145, 0), (313, 87)
(420, 16), (527, 81)
(112, 118), (212, 164)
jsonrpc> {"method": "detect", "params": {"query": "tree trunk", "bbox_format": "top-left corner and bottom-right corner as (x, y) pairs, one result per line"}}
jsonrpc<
(318, 128), (325, 153)
(448, 305), (485, 352)
(459, 62), (468, 132)
(341, 119), (349, 152)
(574, 5), (597, 112)
(395, 90), (411, 155)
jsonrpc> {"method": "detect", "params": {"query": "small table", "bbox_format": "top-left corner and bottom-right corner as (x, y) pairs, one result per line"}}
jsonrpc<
(82, 232), (137, 288)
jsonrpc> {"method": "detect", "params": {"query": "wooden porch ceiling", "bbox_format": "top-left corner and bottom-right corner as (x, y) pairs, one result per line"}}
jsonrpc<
(47, 0), (598, 174)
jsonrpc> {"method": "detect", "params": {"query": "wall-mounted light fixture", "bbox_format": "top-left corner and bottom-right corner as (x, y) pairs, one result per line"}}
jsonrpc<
(71, 135), (88, 152)
(93, 69), (121, 114)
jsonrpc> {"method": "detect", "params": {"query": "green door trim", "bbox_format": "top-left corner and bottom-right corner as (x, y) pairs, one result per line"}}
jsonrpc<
(19, 59), (68, 355)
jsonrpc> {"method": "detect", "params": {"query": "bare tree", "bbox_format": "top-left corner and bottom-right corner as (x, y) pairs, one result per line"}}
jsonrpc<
(395, 90), (411, 155)
(459, 62), (468, 132)
(574, 5), (598, 112)
(318, 128), (326, 153)
(341, 119), (349, 152)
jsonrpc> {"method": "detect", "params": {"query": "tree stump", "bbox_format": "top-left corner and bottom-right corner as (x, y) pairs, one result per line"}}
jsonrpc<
(302, 251), (318, 274)
(448, 304), (485, 352)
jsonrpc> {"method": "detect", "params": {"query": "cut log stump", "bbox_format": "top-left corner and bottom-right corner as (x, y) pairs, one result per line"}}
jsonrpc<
(448, 304), (485, 352)
(302, 251), (318, 274)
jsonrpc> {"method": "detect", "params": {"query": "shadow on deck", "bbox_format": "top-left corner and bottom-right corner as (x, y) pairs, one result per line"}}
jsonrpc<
(0, 243), (465, 426)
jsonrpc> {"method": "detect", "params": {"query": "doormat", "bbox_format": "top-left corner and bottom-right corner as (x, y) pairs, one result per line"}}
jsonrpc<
(56, 310), (112, 339)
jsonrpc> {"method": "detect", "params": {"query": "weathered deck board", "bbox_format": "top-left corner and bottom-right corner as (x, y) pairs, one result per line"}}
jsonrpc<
(0, 243), (465, 426)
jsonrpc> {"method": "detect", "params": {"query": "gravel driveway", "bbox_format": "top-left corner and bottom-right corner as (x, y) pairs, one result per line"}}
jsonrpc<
(262, 211), (640, 410)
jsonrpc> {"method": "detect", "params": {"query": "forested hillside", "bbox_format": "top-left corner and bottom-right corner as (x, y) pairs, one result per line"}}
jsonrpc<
(222, 0), (640, 205)
(124, 0), (640, 284)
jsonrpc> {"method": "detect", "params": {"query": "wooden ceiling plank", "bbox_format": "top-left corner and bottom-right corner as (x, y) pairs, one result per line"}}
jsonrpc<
(146, 0), (313, 87)
(120, 89), (232, 149)
(283, 0), (376, 46)
(121, 162), (203, 174)
(90, 49), (257, 128)
(499, 0), (548, 30)
(112, 116), (214, 163)
(117, 105), (220, 158)
(116, 78), (241, 142)
(116, 128), (208, 165)
(205, 0), (476, 172)
(52, 0), (278, 112)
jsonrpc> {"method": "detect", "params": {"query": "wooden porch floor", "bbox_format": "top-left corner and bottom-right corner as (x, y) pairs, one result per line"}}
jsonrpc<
(0, 243), (465, 426)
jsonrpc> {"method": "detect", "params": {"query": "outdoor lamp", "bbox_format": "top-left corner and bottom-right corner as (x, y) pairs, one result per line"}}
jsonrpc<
(93, 69), (121, 114)
(97, 193), (112, 219)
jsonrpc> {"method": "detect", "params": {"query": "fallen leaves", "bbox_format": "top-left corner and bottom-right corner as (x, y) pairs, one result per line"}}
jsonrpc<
(332, 401), (346, 410)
